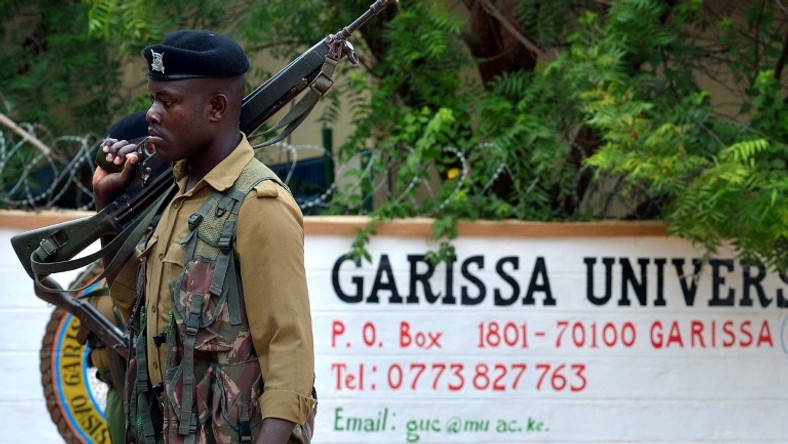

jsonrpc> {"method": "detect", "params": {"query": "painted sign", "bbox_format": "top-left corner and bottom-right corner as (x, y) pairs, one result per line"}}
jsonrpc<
(2, 214), (786, 443)
(42, 309), (110, 443)
(306, 234), (787, 443)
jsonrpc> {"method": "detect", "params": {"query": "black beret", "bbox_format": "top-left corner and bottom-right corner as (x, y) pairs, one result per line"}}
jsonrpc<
(143, 30), (249, 81)
(107, 110), (148, 141)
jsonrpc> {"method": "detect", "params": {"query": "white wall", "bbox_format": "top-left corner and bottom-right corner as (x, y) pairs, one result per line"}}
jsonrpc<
(0, 228), (83, 444)
(2, 217), (786, 443)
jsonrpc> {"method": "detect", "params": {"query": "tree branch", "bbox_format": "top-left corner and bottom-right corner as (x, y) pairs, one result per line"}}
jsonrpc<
(476, 0), (544, 59)
(0, 112), (53, 156)
(774, 30), (788, 82)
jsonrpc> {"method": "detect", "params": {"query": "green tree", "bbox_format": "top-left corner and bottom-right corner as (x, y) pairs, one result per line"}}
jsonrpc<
(0, 0), (121, 134)
(3, 0), (786, 271)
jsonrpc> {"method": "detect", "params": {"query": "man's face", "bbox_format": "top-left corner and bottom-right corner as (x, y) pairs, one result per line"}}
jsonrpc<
(145, 78), (213, 163)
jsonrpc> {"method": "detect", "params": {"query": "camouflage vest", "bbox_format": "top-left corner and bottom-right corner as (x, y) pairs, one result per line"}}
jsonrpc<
(127, 158), (311, 443)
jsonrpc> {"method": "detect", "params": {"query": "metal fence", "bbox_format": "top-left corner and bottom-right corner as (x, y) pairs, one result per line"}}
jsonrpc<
(1, 122), (499, 218)
(0, 123), (344, 213)
(0, 122), (98, 210)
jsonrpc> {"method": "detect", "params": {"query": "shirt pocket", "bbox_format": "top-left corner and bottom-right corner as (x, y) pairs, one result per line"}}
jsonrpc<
(161, 238), (186, 287)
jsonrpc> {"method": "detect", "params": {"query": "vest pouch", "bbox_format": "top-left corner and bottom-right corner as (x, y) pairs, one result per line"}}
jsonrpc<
(172, 258), (234, 352)
(162, 358), (262, 443)
(212, 358), (263, 442)
(165, 256), (261, 441)
(163, 360), (214, 442)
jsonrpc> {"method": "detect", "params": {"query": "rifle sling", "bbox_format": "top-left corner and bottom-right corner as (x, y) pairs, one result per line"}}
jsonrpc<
(253, 40), (342, 148)
(32, 184), (176, 293)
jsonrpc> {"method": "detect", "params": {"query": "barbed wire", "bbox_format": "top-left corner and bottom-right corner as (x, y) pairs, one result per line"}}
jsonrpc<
(1, 124), (501, 215)
(0, 123), (99, 210)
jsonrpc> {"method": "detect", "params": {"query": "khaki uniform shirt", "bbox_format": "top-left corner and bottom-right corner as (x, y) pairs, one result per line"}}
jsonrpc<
(111, 135), (316, 424)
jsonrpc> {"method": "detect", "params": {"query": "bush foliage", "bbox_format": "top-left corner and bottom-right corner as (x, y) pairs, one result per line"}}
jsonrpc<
(1, 0), (785, 271)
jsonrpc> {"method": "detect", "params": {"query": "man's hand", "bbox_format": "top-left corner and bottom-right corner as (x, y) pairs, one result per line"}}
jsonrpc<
(92, 138), (141, 211)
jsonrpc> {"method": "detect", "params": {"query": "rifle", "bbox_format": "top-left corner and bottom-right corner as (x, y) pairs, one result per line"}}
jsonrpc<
(36, 276), (129, 393)
(11, 0), (394, 288)
(37, 276), (129, 358)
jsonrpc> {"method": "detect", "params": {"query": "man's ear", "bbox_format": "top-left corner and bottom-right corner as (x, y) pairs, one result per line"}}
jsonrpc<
(209, 94), (228, 121)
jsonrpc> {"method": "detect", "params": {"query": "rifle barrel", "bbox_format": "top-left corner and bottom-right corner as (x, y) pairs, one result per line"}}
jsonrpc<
(335, 0), (393, 40)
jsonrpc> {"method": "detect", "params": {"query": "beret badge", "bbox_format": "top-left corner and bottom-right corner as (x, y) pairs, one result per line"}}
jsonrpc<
(150, 49), (165, 74)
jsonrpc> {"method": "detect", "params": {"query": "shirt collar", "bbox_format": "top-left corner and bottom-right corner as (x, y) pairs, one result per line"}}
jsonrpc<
(172, 133), (254, 194)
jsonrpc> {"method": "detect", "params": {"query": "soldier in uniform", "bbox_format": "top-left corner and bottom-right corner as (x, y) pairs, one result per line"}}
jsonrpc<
(92, 30), (316, 443)
(77, 110), (149, 444)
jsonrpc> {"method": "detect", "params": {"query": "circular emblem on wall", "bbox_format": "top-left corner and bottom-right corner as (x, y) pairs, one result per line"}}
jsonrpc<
(40, 307), (110, 444)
